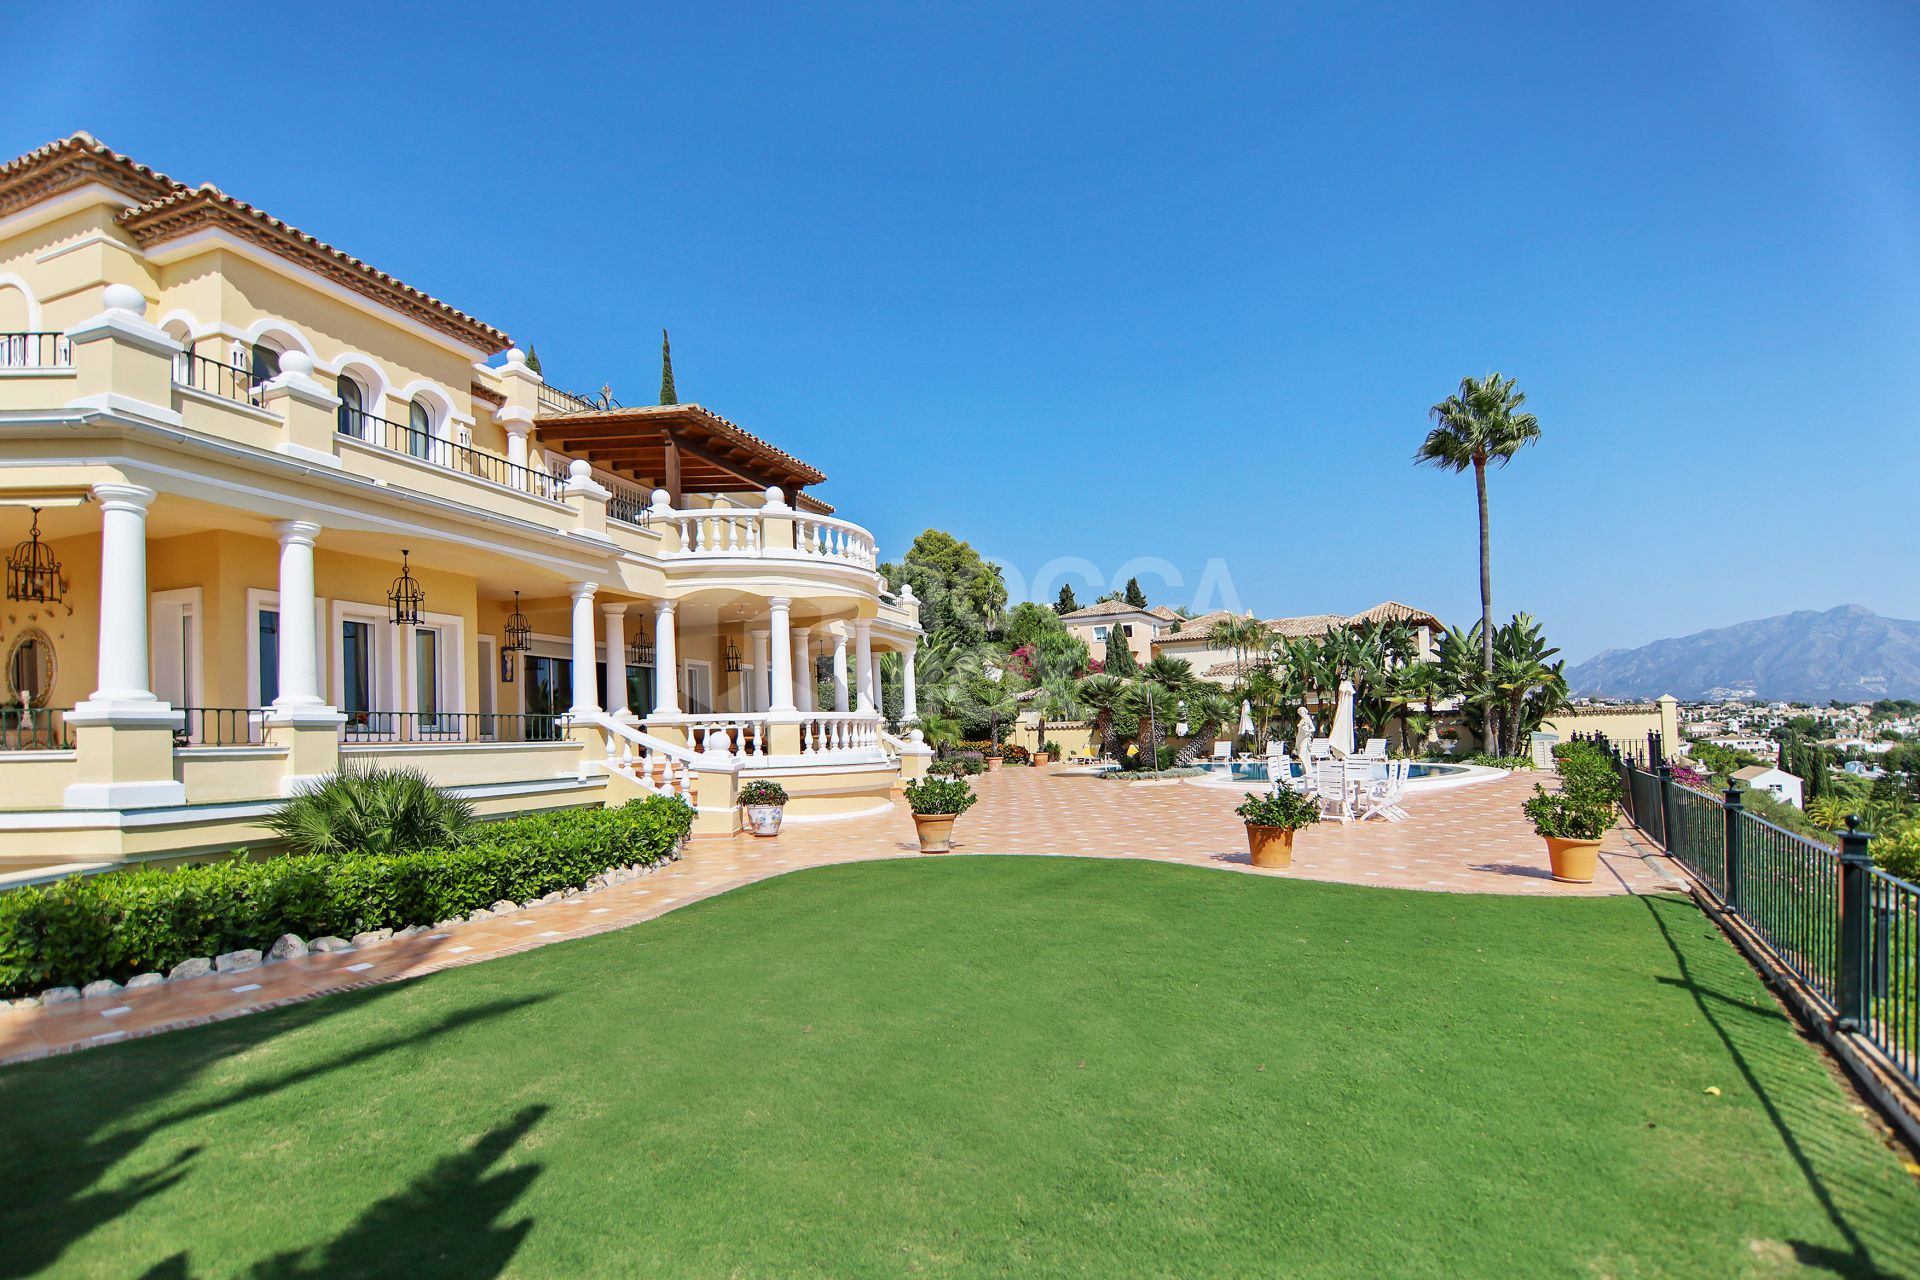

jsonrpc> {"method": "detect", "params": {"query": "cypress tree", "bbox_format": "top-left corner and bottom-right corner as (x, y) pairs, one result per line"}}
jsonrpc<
(1055, 584), (1079, 614)
(523, 345), (542, 375)
(1124, 577), (1147, 608)
(1103, 628), (1138, 676)
(660, 329), (678, 405)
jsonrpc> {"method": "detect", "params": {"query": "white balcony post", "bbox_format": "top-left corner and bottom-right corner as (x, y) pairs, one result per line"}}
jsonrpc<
(270, 520), (325, 714)
(767, 596), (796, 713)
(87, 483), (161, 709)
(832, 631), (850, 713)
(870, 651), (885, 718)
(603, 603), (631, 720)
(499, 408), (532, 471)
(854, 620), (874, 714)
(794, 630), (816, 712)
(653, 599), (680, 716)
(748, 629), (770, 712)
(903, 639), (919, 722)
(568, 582), (601, 716)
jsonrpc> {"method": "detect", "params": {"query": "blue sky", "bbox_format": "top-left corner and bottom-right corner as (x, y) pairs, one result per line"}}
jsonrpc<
(12, 1), (1919, 662)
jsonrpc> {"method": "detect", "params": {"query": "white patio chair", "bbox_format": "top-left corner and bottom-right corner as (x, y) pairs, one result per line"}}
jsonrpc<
(1308, 738), (1332, 764)
(1363, 737), (1389, 760)
(1315, 758), (1355, 822)
(1211, 741), (1234, 765)
(1360, 759), (1409, 822)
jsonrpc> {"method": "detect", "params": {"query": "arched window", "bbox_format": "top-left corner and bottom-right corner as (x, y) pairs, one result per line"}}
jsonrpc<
(336, 376), (365, 437)
(250, 342), (282, 386)
(408, 398), (434, 459)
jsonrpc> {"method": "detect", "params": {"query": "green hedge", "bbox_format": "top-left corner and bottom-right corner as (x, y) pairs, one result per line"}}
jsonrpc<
(0, 795), (694, 999)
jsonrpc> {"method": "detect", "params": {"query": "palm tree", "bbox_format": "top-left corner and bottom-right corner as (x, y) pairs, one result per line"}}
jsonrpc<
(1489, 614), (1570, 756)
(1206, 614), (1273, 686)
(1416, 373), (1542, 748)
(1075, 673), (1128, 758)
(1176, 690), (1237, 765)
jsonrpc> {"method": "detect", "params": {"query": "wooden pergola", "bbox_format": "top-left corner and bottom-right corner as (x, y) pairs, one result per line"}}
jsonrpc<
(532, 403), (832, 512)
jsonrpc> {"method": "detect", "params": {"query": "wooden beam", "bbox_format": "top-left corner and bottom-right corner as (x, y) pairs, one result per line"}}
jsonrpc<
(663, 430), (681, 506)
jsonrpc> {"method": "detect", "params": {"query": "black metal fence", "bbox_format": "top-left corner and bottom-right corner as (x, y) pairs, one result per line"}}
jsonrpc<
(341, 712), (566, 744)
(339, 409), (559, 501)
(0, 332), (72, 369)
(173, 352), (264, 406)
(0, 706), (72, 750)
(176, 707), (265, 747)
(1589, 731), (1919, 1098)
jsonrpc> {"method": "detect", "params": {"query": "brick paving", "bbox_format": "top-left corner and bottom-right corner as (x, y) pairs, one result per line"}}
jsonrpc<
(0, 767), (1681, 1066)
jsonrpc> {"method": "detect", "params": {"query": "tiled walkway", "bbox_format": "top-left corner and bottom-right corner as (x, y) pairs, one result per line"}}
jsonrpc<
(0, 768), (1682, 1066)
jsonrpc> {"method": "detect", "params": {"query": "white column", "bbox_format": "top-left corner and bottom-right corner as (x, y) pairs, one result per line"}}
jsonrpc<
(603, 603), (630, 719)
(767, 596), (796, 713)
(870, 651), (885, 717)
(87, 483), (161, 708)
(502, 416), (531, 470)
(653, 599), (680, 716)
(903, 639), (919, 722)
(794, 631), (815, 712)
(748, 629), (770, 712)
(271, 520), (324, 713)
(832, 632), (849, 713)
(568, 582), (600, 716)
(854, 619), (874, 714)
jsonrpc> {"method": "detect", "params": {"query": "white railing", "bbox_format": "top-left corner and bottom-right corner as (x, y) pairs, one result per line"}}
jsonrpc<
(802, 712), (883, 758)
(681, 715), (768, 759)
(588, 713), (701, 800)
(658, 504), (877, 571)
(641, 711), (887, 764)
(0, 332), (72, 370)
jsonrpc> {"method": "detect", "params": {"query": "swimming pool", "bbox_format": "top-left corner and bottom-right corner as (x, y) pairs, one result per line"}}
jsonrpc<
(1191, 759), (1507, 791)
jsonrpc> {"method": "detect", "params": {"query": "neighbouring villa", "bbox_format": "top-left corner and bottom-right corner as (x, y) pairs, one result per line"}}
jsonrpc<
(0, 133), (929, 883)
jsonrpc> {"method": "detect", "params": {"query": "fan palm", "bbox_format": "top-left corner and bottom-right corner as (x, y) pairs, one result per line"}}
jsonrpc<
(1416, 373), (1542, 748)
(267, 763), (475, 858)
(1074, 673), (1128, 758)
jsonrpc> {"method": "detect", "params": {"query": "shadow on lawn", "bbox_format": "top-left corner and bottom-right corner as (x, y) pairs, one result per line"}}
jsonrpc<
(0, 986), (550, 1279)
(1640, 895), (1917, 1279)
(136, 1104), (546, 1280)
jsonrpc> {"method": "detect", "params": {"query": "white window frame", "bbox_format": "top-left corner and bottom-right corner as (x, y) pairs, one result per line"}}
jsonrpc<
(247, 587), (326, 709)
(331, 600), (394, 714)
(148, 587), (203, 709)
(402, 609), (467, 724)
(1092, 625), (1109, 641)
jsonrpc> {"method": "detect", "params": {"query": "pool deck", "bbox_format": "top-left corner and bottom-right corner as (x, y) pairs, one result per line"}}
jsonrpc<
(0, 766), (1685, 1067)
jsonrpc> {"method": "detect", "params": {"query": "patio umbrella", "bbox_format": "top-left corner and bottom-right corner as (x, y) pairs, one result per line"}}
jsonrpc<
(1328, 679), (1356, 756)
(1238, 699), (1255, 739)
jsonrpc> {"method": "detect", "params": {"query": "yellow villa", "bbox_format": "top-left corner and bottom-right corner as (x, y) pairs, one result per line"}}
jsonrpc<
(0, 134), (928, 881)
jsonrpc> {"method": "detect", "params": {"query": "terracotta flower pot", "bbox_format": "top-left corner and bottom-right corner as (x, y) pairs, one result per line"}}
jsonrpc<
(1032, 753), (1052, 766)
(745, 804), (784, 837)
(914, 813), (957, 853)
(1246, 824), (1296, 869)
(986, 758), (1003, 773)
(1545, 836), (1602, 883)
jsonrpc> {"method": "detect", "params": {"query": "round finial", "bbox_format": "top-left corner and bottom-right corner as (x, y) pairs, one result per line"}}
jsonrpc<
(650, 487), (673, 509)
(278, 350), (314, 378)
(900, 583), (916, 601)
(504, 347), (526, 367)
(764, 485), (786, 508)
(102, 283), (146, 316)
(1845, 814), (1861, 832)
(568, 458), (591, 481)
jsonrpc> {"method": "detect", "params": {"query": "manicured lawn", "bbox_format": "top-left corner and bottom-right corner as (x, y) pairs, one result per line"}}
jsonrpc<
(2, 858), (1915, 1278)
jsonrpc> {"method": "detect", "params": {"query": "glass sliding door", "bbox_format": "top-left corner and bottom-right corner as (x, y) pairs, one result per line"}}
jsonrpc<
(257, 609), (280, 705)
(341, 620), (374, 731)
(524, 655), (570, 741)
(414, 628), (441, 733)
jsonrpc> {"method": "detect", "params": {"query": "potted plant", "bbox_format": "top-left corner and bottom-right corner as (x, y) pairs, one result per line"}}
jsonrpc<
(904, 775), (978, 853)
(1525, 741), (1622, 882)
(738, 778), (790, 836)
(1522, 788), (1613, 882)
(1234, 788), (1321, 869)
(982, 743), (1004, 773)
(1035, 739), (1060, 766)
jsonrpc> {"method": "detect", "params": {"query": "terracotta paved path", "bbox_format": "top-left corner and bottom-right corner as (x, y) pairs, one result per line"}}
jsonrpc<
(0, 767), (1682, 1066)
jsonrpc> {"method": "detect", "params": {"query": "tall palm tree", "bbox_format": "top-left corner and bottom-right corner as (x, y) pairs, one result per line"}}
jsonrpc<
(1206, 614), (1273, 687)
(1416, 373), (1542, 748)
(1075, 673), (1128, 758)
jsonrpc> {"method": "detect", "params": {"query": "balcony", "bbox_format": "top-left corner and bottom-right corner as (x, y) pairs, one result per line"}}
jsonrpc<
(339, 408), (561, 502)
(655, 505), (877, 570)
(0, 332), (72, 372)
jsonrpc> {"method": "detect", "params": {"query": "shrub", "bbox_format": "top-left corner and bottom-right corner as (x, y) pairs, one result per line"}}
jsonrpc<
(1234, 789), (1321, 830)
(1041, 740), (1062, 756)
(1001, 744), (1032, 766)
(932, 752), (985, 777)
(1464, 754), (1535, 770)
(266, 764), (475, 858)
(738, 779), (790, 807)
(905, 775), (978, 816)
(1874, 826), (1920, 883)
(1522, 786), (1614, 841)
(0, 794), (694, 998)
(1552, 742), (1622, 809)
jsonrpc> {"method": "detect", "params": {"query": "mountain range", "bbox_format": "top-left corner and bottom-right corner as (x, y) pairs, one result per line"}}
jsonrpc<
(1567, 605), (1920, 703)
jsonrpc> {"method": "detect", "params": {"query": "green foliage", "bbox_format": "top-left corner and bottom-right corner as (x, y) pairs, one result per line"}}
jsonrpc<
(659, 328), (677, 404)
(1124, 577), (1147, 608)
(1522, 787), (1614, 840)
(523, 345), (542, 374)
(881, 530), (1008, 651)
(738, 779), (790, 807)
(1101, 632), (1138, 676)
(1464, 754), (1535, 769)
(1041, 740), (1062, 755)
(929, 753), (984, 777)
(1054, 584), (1079, 614)
(1234, 788), (1321, 830)
(265, 764), (475, 858)
(1552, 740), (1622, 808)
(0, 796), (695, 998)
(904, 775), (978, 816)
(1874, 827), (1920, 882)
